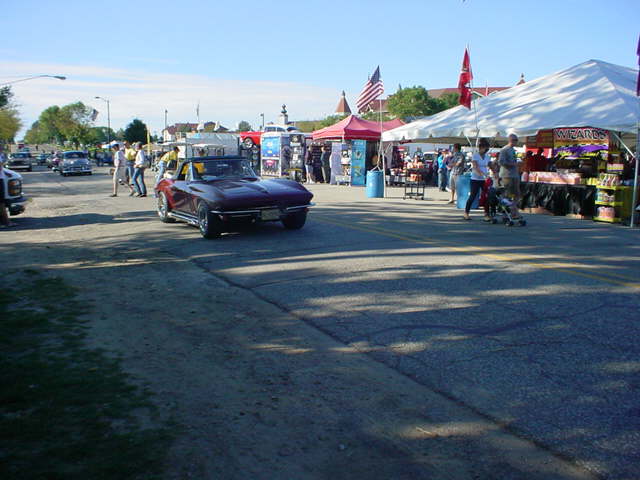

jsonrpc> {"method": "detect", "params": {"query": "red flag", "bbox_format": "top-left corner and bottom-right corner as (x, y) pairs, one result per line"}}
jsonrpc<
(458, 47), (473, 109)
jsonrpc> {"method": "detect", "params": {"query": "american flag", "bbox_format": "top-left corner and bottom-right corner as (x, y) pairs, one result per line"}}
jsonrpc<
(356, 66), (384, 113)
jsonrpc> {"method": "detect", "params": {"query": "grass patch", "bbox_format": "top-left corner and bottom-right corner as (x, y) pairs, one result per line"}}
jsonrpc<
(0, 270), (174, 480)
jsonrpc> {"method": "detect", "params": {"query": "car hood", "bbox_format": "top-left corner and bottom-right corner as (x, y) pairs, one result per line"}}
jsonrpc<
(2, 168), (23, 180)
(195, 178), (313, 210)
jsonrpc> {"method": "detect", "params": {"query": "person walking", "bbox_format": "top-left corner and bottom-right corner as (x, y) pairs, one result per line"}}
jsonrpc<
(132, 142), (148, 197)
(110, 144), (134, 197)
(123, 141), (136, 189)
(498, 133), (522, 218)
(463, 138), (492, 221)
(304, 147), (315, 183)
(448, 143), (465, 204)
(155, 146), (179, 191)
(320, 145), (331, 183)
(436, 150), (447, 191)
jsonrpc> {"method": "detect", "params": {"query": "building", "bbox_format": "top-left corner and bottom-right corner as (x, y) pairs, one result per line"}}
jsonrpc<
(335, 91), (352, 115)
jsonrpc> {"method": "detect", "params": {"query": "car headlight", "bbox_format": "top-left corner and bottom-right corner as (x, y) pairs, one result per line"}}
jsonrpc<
(8, 179), (22, 196)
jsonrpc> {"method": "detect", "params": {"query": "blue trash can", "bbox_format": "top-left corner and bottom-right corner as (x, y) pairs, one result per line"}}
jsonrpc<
(456, 174), (478, 210)
(366, 170), (384, 198)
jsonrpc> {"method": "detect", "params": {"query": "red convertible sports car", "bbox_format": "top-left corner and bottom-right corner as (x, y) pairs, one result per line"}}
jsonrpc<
(155, 156), (314, 238)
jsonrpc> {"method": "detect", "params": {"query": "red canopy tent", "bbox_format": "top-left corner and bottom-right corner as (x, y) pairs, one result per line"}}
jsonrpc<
(312, 115), (404, 141)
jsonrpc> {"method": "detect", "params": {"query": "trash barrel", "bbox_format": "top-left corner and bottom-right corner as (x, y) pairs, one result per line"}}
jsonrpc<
(366, 170), (384, 198)
(456, 173), (478, 210)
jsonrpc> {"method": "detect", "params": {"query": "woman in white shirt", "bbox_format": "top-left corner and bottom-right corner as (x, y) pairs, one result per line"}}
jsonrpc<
(463, 138), (492, 221)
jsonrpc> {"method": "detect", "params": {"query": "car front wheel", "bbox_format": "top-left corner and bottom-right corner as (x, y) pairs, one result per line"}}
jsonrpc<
(198, 203), (222, 239)
(157, 192), (175, 223)
(282, 210), (307, 230)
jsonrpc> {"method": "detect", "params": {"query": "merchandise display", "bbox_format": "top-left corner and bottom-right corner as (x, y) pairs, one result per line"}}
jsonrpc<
(593, 173), (633, 223)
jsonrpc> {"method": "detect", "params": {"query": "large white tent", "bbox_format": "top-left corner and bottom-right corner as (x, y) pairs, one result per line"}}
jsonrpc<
(382, 59), (639, 143)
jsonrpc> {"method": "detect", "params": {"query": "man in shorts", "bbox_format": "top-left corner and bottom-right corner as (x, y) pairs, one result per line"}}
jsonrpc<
(498, 133), (522, 218)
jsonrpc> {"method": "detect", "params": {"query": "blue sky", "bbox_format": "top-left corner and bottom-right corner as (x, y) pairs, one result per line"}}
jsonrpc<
(2, 0), (638, 138)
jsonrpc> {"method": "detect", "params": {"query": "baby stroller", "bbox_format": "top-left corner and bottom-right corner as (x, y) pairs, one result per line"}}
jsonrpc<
(485, 178), (526, 227)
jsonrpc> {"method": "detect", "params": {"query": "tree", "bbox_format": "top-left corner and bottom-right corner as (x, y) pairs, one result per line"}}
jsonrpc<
(237, 120), (252, 132)
(24, 120), (47, 144)
(0, 87), (21, 143)
(387, 86), (440, 119)
(56, 102), (95, 147)
(87, 126), (116, 145)
(0, 87), (14, 109)
(0, 107), (21, 143)
(123, 119), (148, 144)
(437, 92), (460, 111)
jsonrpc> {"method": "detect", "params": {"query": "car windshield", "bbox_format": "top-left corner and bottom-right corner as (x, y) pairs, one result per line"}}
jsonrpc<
(192, 158), (257, 181)
(11, 153), (29, 158)
(63, 152), (85, 159)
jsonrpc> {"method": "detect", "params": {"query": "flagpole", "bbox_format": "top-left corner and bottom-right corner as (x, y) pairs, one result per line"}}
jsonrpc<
(379, 99), (386, 197)
(468, 45), (480, 150)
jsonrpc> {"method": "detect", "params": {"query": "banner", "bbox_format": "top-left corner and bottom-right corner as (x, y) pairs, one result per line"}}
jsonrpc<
(351, 140), (366, 186)
(553, 127), (609, 155)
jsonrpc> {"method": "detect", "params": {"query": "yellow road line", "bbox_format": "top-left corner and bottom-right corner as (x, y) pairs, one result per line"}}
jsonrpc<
(314, 215), (640, 289)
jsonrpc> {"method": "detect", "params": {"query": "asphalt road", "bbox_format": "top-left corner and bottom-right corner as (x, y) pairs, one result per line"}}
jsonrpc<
(4, 166), (640, 479)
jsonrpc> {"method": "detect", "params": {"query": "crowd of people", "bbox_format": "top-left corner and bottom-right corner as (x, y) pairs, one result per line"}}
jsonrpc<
(109, 141), (150, 198)
(405, 135), (524, 221)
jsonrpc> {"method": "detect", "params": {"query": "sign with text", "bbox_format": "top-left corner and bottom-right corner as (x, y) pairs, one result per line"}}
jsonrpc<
(351, 140), (366, 186)
(553, 127), (609, 154)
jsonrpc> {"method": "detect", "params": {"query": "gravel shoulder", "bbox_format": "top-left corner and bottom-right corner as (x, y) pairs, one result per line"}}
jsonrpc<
(1, 168), (599, 479)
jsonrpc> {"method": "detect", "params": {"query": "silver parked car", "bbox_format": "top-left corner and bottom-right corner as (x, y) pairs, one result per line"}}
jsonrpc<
(7, 152), (33, 172)
(60, 151), (92, 176)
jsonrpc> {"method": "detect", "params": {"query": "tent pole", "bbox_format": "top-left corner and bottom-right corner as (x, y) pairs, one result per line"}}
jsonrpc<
(632, 123), (639, 228)
(379, 101), (386, 198)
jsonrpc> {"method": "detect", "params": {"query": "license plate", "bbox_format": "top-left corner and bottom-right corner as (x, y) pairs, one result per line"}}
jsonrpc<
(261, 209), (280, 221)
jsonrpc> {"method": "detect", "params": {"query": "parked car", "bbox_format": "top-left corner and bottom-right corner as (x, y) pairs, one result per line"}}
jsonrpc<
(7, 152), (33, 172)
(36, 153), (50, 166)
(155, 156), (313, 239)
(95, 151), (113, 166)
(1, 166), (27, 216)
(59, 151), (92, 176)
(239, 124), (300, 148)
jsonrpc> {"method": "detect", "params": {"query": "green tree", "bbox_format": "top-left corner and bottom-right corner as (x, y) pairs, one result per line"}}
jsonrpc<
(436, 92), (460, 111)
(56, 102), (94, 147)
(24, 120), (47, 144)
(123, 119), (148, 143)
(0, 87), (14, 109)
(237, 120), (252, 132)
(387, 86), (440, 119)
(87, 126), (116, 144)
(0, 107), (21, 142)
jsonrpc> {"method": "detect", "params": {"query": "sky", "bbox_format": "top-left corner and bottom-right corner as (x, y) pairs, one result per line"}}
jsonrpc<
(2, 0), (638, 139)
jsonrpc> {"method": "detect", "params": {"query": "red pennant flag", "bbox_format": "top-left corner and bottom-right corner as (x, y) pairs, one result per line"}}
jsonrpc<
(458, 47), (473, 109)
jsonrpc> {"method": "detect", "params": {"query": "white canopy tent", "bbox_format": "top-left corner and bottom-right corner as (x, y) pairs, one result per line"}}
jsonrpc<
(382, 59), (639, 142)
(382, 59), (639, 226)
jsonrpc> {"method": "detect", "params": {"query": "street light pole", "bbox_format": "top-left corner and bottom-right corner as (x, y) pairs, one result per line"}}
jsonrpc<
(260, 113), (264, 131)
(0, 74), (66, 87)
(94, 96), (111, 147)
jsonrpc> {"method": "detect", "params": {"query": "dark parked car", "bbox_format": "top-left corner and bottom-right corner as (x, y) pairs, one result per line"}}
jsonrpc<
(155, 156), (313, 239)
(7, 152), (33, 171)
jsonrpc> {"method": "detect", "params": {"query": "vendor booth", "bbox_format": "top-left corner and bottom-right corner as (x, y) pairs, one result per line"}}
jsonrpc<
(312, 115), (404, 186)
(382, 59), (640, 224)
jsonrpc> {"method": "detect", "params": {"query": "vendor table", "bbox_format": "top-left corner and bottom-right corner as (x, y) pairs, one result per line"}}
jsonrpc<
(519, 182), (596, 217)
(403, 168), (428, 200)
